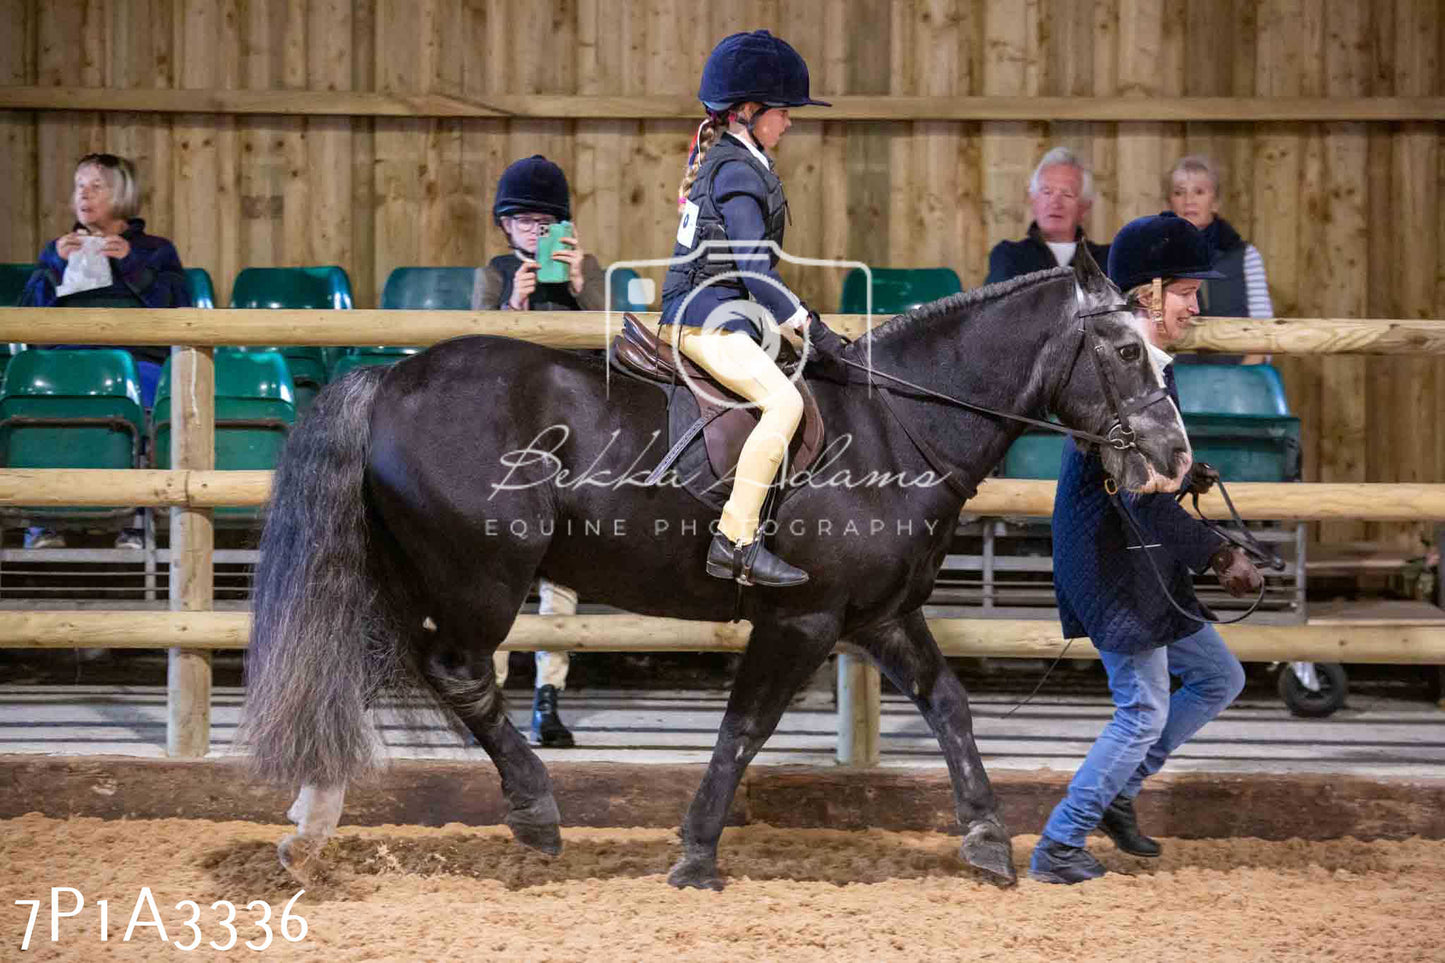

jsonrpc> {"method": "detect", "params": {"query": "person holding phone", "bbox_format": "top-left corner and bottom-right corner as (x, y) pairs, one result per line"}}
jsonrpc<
(658, 30), (848, 588)
(475, 155), (604, 312)
(477, 154), (607, 747)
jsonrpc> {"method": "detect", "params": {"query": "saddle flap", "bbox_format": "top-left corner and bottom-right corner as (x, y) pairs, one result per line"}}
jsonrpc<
(611, 312), (827, 489)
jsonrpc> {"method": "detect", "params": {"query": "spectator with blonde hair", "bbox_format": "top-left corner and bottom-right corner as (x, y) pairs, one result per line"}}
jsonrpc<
(20, 152), (190, 550)
(1166, 154), (1271, 364)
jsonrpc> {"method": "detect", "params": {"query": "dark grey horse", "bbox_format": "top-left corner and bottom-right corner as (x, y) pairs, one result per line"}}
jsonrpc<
(241, 257), (1191, 890)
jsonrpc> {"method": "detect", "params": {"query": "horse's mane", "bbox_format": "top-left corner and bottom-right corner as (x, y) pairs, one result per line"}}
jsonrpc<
(853, 266), (1075, 350)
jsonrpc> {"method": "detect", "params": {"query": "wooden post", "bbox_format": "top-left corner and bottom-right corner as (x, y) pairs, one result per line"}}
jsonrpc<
(835, 651), (882, 767)
(167, 345), (213, 757)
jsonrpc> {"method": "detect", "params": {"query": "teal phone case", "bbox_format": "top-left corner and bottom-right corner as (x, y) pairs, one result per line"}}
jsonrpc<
(535, 222), (572, 284)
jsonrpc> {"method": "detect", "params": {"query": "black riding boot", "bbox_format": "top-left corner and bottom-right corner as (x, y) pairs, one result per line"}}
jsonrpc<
(1028, 836), (1106, 884)
(529, 685), (575, 748)
(705, 532), (809, 587)
(1100, 794), (1161, 857)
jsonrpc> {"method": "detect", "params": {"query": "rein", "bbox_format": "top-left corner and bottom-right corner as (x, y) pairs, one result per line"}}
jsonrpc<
(830, 309), (1277, 631)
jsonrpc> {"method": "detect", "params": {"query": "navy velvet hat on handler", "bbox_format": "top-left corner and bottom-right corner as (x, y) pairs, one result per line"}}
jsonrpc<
(1107, 211), (1225, 292)
(492, 155), (571, 223)
(698, 30), (831, 111)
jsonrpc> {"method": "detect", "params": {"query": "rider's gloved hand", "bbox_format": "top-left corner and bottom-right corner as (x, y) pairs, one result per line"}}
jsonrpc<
(1210, 544), (1263, 598)
(800, 307), (852, 381)
(1186, 460), (1220, 496)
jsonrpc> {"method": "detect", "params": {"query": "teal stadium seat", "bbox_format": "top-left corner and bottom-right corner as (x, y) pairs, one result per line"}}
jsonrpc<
(230, 266), (353, 310)
(840, 267), (963, 315)
(1174, 364), (1300, 482)
(1002, 430), (1068, 481)
(185, 267), (216, 309)
(381, 267), (474, 310)
(230, 266), (354, 414)
(329, 351), (416, 379)
(607, 266), (654, 312)
(0, 263), (38, 307)
(0, 348), (143, 525)
(154, 349), (296, 525)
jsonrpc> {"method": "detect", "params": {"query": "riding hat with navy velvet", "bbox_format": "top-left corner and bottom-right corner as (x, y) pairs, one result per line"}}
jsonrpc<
(698, 30), (831, 111)
(1106, 211), (1224, 293)
(493, 155), (571, 223)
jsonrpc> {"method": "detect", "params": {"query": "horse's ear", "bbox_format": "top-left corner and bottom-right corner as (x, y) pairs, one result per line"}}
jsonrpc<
(1071, 240), (1122, 307)
(1071, 241), (1106, 292)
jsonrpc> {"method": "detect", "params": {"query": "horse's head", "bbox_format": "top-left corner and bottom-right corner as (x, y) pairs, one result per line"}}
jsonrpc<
(1047, 245), (1192, 493)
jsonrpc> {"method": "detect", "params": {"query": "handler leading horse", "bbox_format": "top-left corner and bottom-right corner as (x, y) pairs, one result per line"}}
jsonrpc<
(242, 253), (1193, 891)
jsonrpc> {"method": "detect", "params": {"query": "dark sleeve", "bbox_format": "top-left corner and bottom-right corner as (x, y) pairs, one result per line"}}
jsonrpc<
(20, 241), (62, 307)
(713, 161), (802, 324)
(1117, 490), (1226, 573)
(573, 254), (607, 312)
(984, 243), (1010, 285)
(1091, 242), (1110, 271)
(473, 264), (506, 309)
(116, 238), (190, 309)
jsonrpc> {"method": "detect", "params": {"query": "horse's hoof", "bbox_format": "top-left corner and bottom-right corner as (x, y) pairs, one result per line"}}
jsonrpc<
(277, 833), (324, 884)
(667, 857), (725, 891)
(505, 796), (563, 856)
(508, 819), (563, 856)
(960, 820), (1018, 888)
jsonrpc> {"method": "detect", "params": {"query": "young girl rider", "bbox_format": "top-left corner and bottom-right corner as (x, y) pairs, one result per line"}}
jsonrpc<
(659, 30), (847, 589)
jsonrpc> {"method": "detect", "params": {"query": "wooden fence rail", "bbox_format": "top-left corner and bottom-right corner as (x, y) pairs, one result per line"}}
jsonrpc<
(3, 470), (1445, 522)
(4, 612), (1443, 666)
(3, 88), (1442, 122)
(3, 310), (1445, 354)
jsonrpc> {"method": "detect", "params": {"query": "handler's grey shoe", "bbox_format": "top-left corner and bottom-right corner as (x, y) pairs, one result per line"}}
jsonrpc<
(1028, 836), (1106, 884)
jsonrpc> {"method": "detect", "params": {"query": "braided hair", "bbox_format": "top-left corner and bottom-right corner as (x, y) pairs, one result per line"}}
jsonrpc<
(677, 111), (729, 208)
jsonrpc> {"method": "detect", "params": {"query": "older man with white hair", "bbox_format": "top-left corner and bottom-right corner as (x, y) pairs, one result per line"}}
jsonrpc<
(985, 146), (1111, 284)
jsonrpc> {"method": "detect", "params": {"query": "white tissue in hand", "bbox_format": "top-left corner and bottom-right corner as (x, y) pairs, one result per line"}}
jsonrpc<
(55, 234), (114, 297)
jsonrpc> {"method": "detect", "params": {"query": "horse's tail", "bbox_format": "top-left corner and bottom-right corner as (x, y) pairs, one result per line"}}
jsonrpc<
(242, 366), (402, 789)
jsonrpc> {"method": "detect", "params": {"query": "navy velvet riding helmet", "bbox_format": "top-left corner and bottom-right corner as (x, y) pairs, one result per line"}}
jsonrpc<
(698, 30), (832, 111)
(493, 155), (571, 223)
(1107, 211), (1225, 292)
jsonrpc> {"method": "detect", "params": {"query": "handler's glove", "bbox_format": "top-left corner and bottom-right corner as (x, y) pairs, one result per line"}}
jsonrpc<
(1186, 460), (1220, 496)
(1209, 544), (1263, 598)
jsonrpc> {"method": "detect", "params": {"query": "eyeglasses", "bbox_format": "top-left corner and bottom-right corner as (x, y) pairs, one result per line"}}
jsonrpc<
(505, 215), (557, 233)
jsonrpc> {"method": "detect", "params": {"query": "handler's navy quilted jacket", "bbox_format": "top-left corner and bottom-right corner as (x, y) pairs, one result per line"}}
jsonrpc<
(1052, 368), (1227, 654)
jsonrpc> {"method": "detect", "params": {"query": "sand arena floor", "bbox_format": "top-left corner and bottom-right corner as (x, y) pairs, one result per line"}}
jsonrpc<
(3, 815), (1444, 962)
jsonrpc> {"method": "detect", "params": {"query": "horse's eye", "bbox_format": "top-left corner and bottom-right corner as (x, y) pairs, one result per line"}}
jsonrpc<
(1118, 344), (1141, 364)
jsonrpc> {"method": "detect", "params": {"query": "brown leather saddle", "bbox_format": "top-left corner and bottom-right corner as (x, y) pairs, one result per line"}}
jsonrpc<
(610, 314), (825, 501)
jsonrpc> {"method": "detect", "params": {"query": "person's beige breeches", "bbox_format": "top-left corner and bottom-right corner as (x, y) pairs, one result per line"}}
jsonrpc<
(674, 326), (804, 545)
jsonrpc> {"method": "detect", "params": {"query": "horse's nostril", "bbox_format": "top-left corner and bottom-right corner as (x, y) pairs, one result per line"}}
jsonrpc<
(1173, 448), (1192, 476)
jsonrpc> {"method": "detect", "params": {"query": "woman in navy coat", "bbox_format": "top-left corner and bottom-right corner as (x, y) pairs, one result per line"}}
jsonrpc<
(1029, 213), (1264, 884)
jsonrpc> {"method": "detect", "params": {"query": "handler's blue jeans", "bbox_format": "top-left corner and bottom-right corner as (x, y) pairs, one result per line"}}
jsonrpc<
(1042, 625), (1245, 848)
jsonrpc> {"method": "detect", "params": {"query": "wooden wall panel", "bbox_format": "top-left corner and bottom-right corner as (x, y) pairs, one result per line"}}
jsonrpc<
(1388, 0), (1440, 549)
(0, 0), (40, 263)
(1, 0), (1442, 548)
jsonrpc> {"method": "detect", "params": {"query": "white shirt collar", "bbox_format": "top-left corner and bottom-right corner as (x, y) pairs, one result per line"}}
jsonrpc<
(725, 131), (773, 171)
(1147, 341), (1174, 380)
